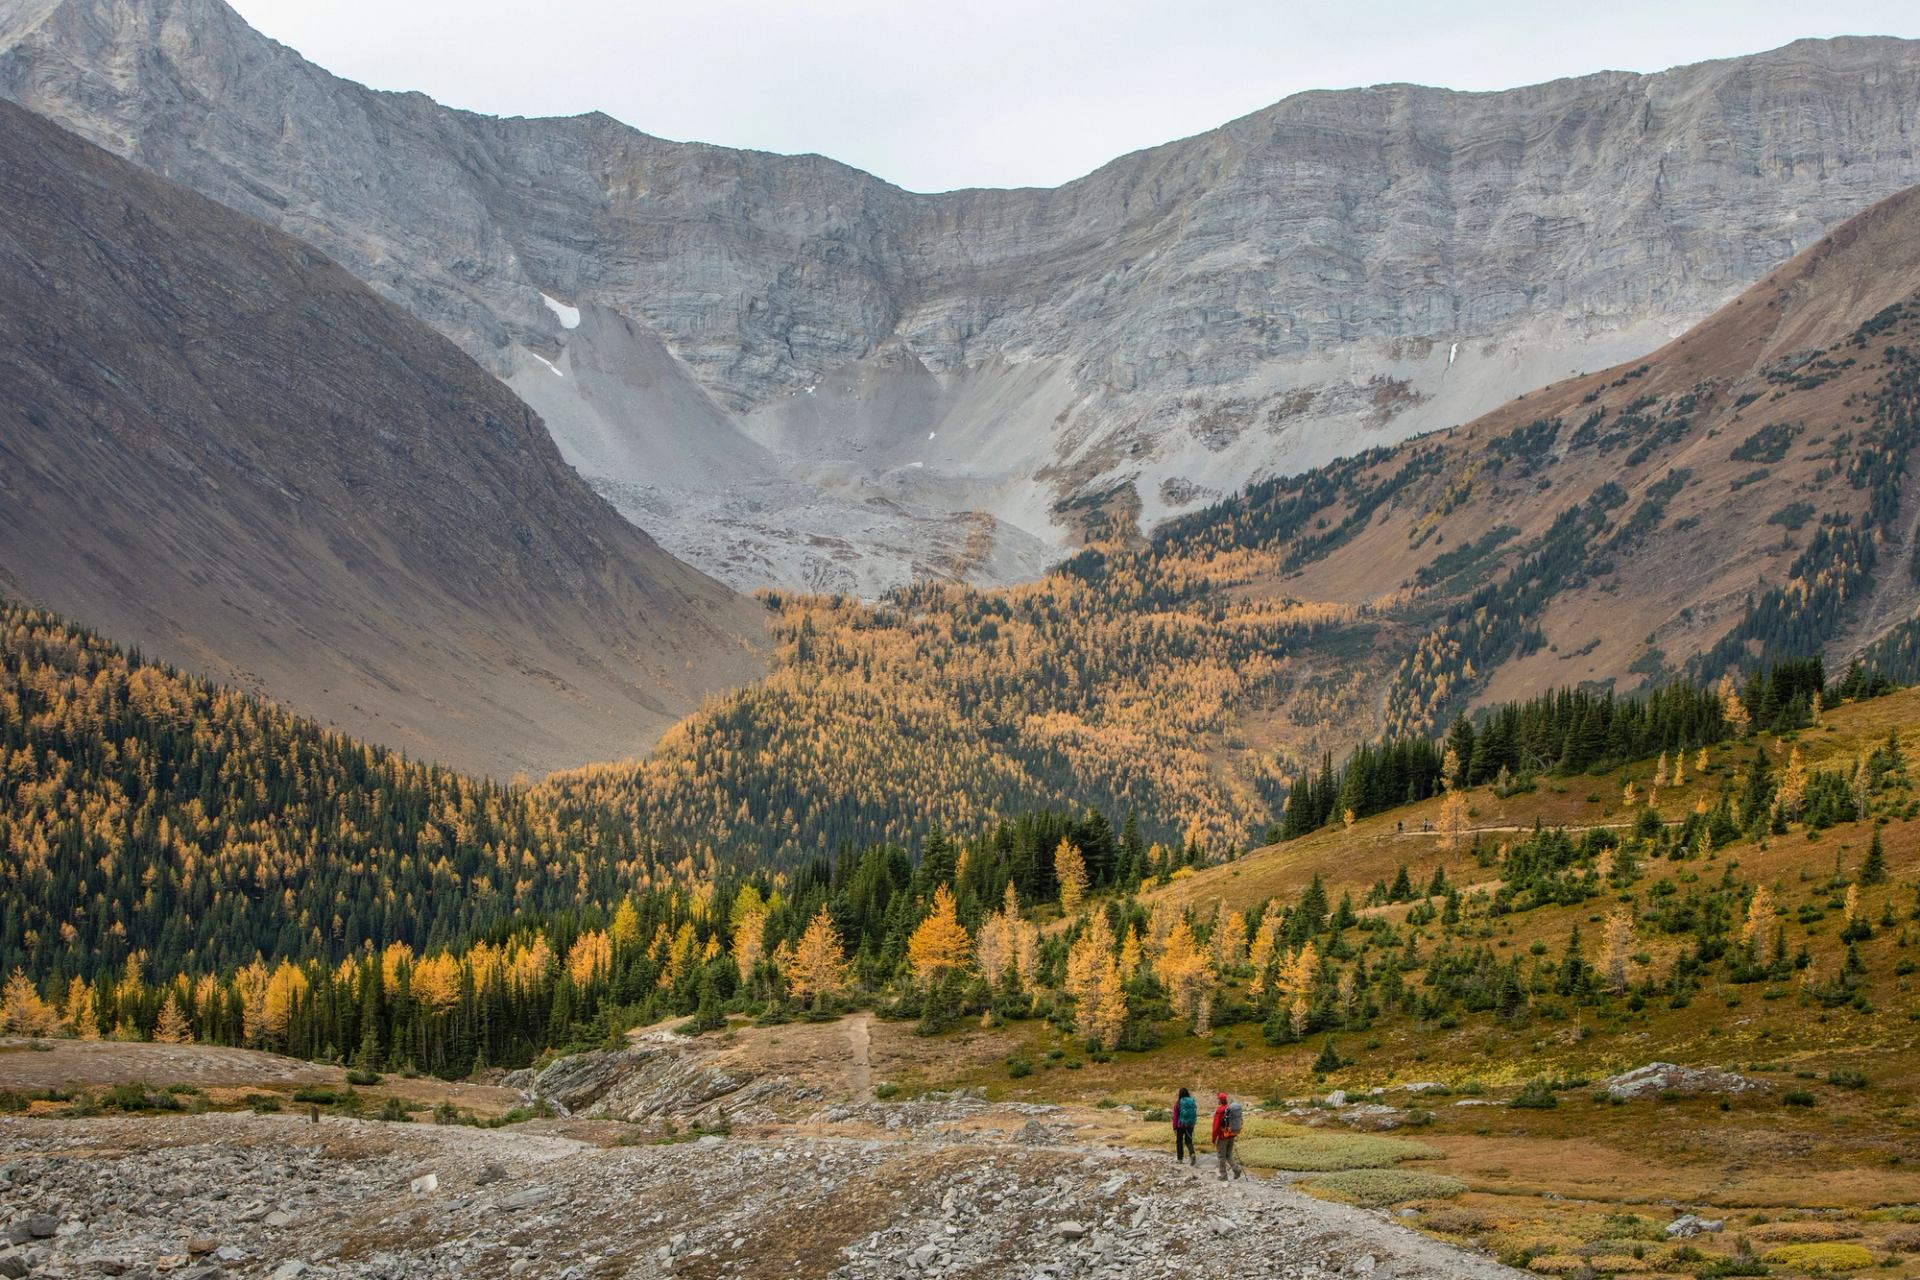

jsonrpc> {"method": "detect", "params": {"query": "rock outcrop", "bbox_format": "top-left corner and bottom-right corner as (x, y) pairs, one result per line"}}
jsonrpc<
(6, 0), (1920, 592)
(1599, 1064), (1770, 1101)
(0, 98), (764, 779)
(515, 1037), (818, 1128)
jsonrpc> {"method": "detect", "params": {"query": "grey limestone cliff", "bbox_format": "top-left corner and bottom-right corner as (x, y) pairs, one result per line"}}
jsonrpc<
(5, 0), (1919, 591)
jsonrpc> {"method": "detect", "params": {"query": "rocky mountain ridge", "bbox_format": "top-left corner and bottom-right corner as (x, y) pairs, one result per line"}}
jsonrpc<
(6, 0), (1920, 593)
(0, 98), (764, 779)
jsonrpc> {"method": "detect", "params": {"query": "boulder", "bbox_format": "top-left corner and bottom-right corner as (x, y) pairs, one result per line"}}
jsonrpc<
(1601, 1064), (1767, 1101)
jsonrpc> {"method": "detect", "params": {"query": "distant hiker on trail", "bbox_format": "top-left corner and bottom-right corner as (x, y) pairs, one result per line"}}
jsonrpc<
(1210, 1091), (1244, 1181)
(1173, 1087), (1198, 1164)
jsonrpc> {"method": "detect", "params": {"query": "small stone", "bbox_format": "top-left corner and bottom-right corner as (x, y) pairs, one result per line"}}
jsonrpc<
(187, 1238), (219, 1256)
(1665, 1213), (1724, 1238)
(500, 1187), (553, 1211)
(1054, 1221), (1088, 1240)
(264, 1210), (295, 1227)
(474, 1165), (507, 1186)
(269, 1262), (308, 1280)
(409, 1173), (438, 1195)
(0, 1254), (27, 1280)
(213, 1245), (247, 1263)
(1326, 1090), (1348, 1106)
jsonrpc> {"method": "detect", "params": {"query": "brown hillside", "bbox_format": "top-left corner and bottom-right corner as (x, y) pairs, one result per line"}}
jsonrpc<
(1266, 185), (1920, 735)
(0, 100), (766, 777)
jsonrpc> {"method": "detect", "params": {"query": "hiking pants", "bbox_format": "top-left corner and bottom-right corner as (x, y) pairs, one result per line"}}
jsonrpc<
(1174, 1124), (1195, 1162)
(1216, 1134), (1243, 1180)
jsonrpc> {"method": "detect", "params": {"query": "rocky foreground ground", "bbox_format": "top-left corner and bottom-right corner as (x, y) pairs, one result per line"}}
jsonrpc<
(0, 1109), (1521, 1280)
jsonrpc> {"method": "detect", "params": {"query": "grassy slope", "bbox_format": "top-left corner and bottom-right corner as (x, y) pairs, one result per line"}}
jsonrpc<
(891, 691), (1920, 1278)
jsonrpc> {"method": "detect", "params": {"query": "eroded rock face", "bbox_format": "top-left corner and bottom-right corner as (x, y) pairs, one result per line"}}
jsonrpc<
(518, 1037), (821, 1127)
(7, 0), (1920, 591)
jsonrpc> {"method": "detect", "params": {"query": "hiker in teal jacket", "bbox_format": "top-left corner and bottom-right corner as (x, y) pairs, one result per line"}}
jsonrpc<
(1172, 1087), (1198, 1163)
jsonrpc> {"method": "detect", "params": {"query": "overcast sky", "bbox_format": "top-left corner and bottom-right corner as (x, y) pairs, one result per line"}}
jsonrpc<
(229, 0), (1920, 193)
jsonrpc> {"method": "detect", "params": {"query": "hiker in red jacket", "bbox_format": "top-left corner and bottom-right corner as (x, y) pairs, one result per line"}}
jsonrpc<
(1210, 1091), (1244, 1181)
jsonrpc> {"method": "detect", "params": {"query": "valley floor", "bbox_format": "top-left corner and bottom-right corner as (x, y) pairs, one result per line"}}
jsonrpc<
(0, 1106), (1516, 1280)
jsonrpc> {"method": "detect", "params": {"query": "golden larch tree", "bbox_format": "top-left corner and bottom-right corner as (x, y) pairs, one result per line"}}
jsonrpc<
(1741, 885), (1778, 965)
(1154, 918), (1213, 1033)
(1086, 954), (1129, 1051)
(1776, 747), (1807, 821)
(1247, 905), (1282, 997)
(1, 969), (57, 1037)
(1054, 839), (1088, 913)
(1118, 923), (1143, 980)
(152, 991), (193, 1044)
(1437, 791), (1469, 851)
(787, 906), (849, 1004)
(1211, 903), (1248, 973)
(731, 889), (769, 982)
(1065, 911), (1115, 1009)
(1602, 909), (1634, 994)
(907, 885), (972, 987)
(1719, 675), (1751, 737)
(62, 977), (100, 1040)
(610, 898), (642, 955)
(566, 929), (613, 987)
(413, 953), (463, 1010)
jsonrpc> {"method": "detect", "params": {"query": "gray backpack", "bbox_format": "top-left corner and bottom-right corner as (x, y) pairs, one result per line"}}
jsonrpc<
(1223, 1101), (1243, 1135)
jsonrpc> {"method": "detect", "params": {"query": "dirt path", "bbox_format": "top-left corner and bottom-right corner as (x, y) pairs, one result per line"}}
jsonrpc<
(847, 1012), (873, 1100)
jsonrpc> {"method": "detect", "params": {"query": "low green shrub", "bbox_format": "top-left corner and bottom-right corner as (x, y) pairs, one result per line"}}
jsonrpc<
(1760, 1242), (1874, 1271)
(1305, 1168), (1466, 1206)
(1510, 1079), (1559, 1109)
